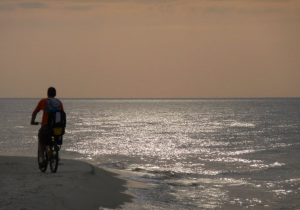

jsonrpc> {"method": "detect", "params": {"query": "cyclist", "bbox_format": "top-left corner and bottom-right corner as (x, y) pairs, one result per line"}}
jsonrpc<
(31, 87), (64, 167)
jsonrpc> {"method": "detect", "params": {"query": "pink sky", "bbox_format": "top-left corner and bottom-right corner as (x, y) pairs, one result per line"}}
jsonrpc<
(0, 0), (299, 98)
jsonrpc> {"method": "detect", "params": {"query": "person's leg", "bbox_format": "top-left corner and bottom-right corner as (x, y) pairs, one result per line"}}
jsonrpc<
(38, 127), (46, 163)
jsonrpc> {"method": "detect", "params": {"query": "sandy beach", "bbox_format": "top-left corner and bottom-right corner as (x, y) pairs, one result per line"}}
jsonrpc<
(0, 156), (134, 210)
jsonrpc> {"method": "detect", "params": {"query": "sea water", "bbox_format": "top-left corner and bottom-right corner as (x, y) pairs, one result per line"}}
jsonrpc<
(0, 98), (299, 209)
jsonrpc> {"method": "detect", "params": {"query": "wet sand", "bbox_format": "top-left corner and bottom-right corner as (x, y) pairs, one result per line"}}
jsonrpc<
(0, 156), (134, 210)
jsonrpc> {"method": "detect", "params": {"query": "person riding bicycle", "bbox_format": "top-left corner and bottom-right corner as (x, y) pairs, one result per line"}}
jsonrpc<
(31, 87), (64, 167)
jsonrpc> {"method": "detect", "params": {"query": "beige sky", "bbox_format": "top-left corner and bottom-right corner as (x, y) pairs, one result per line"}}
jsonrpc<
(0, 0), (299, 98)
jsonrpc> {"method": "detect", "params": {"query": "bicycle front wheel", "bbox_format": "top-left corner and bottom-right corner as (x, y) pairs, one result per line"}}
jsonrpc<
(49, 144), (59, 173)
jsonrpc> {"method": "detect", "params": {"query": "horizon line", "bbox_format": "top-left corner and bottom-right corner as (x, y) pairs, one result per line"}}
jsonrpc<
(0, 97), (299, 100)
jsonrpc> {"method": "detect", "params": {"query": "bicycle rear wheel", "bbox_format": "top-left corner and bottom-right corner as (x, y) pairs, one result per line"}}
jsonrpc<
(38, 149), (48, 172)
(49, 143), (59, 173)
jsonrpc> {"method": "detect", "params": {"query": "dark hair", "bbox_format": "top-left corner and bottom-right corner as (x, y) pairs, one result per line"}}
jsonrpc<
(47, 87), (56, 97)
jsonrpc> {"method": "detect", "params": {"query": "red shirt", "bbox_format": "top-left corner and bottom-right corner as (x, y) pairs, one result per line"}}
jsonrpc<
(34, 98), (64, 125)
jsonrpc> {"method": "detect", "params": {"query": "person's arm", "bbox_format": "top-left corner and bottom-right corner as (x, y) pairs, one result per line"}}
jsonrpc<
(31, 99), (42, 125)
(31, 110), (39, 125)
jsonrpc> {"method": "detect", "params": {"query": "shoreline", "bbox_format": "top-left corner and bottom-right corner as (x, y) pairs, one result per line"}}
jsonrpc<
(0, 156), (135, 210)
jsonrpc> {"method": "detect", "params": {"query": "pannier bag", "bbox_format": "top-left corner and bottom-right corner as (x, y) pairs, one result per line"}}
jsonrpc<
(48, 110), (66, 145)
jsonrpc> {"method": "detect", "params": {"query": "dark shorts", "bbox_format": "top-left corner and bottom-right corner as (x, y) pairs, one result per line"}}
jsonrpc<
(38, 125), (50, 145)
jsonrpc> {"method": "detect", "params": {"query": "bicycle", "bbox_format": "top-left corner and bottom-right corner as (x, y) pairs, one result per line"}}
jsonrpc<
(38, 136), (60, 173)
(34, 122), (61, 173)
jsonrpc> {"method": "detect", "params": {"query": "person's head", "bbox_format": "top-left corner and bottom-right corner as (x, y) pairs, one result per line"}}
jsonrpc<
(47, 87), (56, 98)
